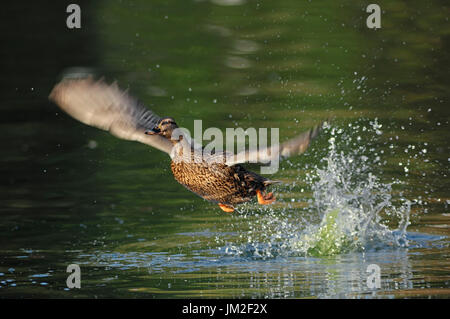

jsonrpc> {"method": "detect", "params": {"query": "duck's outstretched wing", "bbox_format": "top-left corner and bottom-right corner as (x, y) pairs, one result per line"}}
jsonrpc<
(49, 77), (173, 154)
(225, 120), (328, 166)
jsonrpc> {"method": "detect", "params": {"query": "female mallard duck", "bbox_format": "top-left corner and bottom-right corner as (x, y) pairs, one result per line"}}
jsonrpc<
(49, 77), (325, 212)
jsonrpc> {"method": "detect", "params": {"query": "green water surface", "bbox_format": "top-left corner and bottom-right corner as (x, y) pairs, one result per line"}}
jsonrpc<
(0, 0), (449, 298)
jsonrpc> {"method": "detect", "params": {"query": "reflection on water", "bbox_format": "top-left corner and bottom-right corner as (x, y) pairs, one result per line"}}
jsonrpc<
(0, 0), (449, 298)
(57, 231), (442, 298)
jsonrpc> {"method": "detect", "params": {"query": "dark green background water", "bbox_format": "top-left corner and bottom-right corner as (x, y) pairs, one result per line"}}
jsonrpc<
(0, 0), (448, 298)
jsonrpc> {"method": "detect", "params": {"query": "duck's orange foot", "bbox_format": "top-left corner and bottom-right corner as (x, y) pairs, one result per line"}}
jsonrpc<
(256, 190), (276, 205)
(218, 203), (234, 213)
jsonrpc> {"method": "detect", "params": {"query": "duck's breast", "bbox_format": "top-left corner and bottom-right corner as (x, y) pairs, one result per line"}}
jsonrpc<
(170, 161), (249, 204)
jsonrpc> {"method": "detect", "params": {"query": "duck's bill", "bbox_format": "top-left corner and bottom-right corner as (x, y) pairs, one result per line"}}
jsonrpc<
(145, 127), (161, 135)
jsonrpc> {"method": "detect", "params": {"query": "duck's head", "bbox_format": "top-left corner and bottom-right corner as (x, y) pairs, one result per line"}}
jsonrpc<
(145, 117), (180, 141)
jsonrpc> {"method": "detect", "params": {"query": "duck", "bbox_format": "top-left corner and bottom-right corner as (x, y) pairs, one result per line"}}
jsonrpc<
(49, 77), (326, 212)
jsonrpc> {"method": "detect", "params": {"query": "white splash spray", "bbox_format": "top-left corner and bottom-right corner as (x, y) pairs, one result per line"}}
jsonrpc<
(222, 119), (411, 258)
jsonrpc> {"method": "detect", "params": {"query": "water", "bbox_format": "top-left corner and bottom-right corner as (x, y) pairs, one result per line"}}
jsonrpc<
(221, 121), (413, 259)
(1, 1), (449, 298)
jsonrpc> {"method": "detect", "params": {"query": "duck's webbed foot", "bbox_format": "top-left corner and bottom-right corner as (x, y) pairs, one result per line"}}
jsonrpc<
(218, 203), (234, 213)
(256, 190), (276, 205)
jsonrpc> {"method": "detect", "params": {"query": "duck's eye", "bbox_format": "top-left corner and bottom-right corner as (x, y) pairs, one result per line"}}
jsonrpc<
(160, 119), (176, 125)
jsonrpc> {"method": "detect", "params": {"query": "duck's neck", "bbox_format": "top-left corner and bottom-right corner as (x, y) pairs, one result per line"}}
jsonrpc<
(169, 135), (197, 161)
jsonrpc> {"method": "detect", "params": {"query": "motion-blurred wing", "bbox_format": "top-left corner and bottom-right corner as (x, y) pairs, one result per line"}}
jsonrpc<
(226, 120), (327, 166)
(49, 77), (173, 154)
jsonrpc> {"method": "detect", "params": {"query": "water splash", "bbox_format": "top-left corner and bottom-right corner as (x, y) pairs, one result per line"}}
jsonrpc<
(222, 119), (412, 258)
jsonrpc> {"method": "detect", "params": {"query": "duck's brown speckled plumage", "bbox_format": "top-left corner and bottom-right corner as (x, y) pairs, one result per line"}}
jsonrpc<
(171, 160), (270, 206)
(166, 137), (276, 206)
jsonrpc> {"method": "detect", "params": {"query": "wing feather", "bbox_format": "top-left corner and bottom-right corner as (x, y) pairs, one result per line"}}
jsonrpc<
(226, 120), (328, 166)
(49, 77), (173, 154)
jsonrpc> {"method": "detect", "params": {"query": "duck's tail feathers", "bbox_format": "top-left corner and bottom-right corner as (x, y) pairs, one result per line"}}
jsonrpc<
(263, 180), (281, 187)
